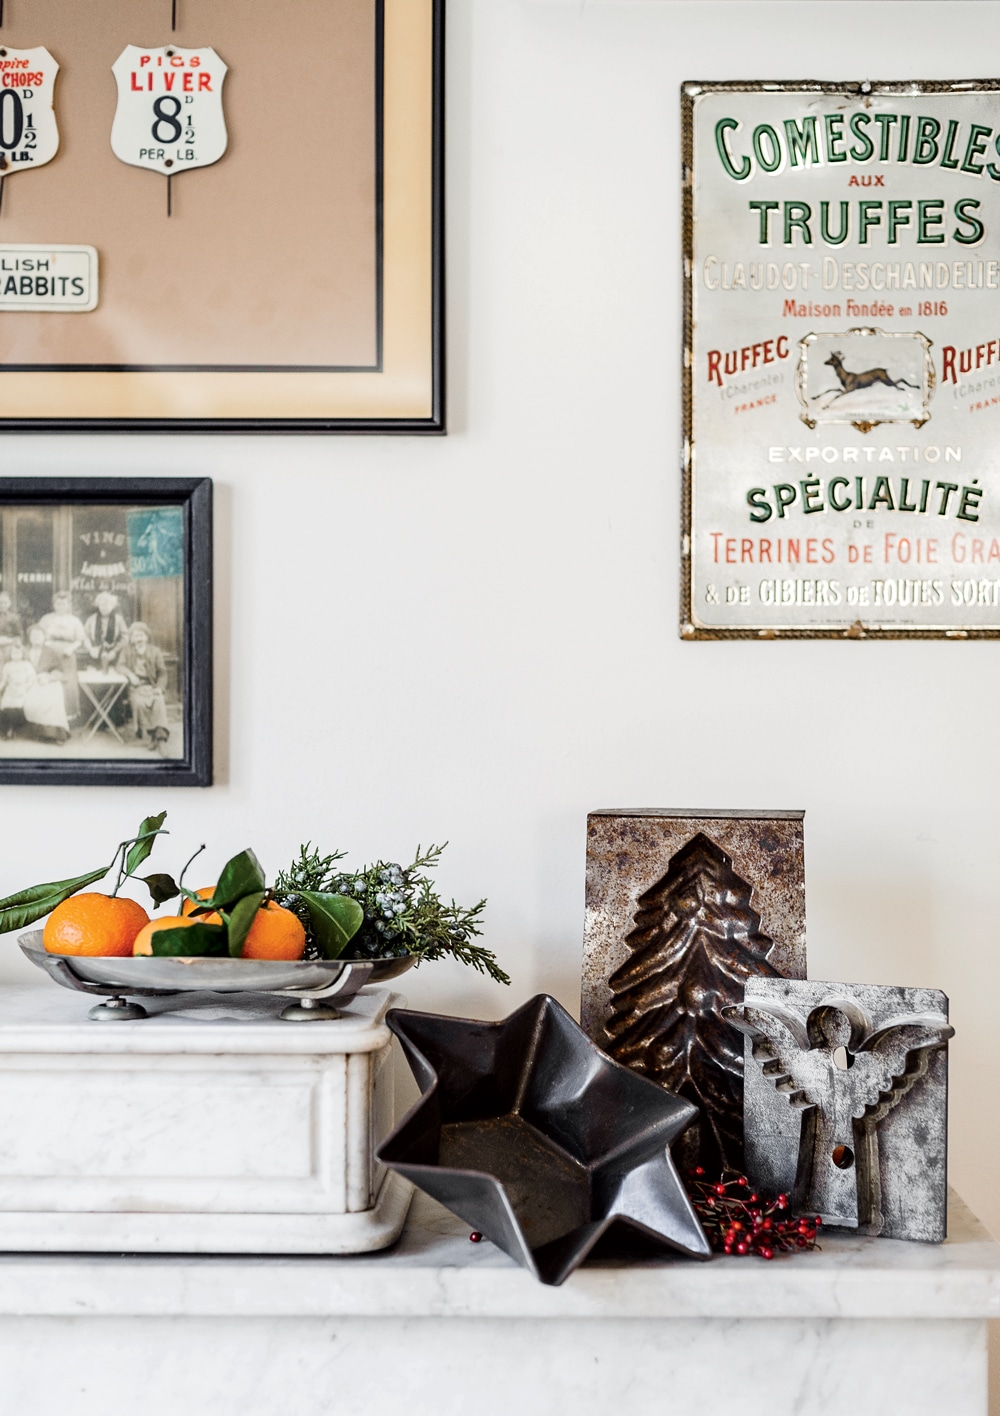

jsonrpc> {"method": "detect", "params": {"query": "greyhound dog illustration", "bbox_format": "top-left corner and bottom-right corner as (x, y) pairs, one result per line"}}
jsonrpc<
(812, 351), (920, 404)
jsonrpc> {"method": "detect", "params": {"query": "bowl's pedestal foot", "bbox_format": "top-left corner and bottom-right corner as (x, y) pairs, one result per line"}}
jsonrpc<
(279, 997), (342, 1022)
(88, 996), (147, 1022)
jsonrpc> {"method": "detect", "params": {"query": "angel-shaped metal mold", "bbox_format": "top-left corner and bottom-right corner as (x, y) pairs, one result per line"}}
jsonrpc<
(724, 979), (953, 1242)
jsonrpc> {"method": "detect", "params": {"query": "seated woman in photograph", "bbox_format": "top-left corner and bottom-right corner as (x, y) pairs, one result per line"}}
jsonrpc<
(83, 591), (129, 670)
(118, 621), (170, 755)
(0, 592), (24, 668)
(23, 625), (71, 744)
(38, 590), (86, 722)
(0, 641), (36, 738)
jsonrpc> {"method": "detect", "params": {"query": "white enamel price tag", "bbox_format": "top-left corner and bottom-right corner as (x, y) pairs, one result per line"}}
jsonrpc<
(0, 47), (59, 176)
(110, 45), (227, 177)
(0, 244), (97, 311)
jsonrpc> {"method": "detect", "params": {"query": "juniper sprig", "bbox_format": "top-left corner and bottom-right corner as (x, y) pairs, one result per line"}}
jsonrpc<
(274, 842), (509, 985)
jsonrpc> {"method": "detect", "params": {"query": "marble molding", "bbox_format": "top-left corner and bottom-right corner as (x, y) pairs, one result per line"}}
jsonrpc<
(0, 984), (412, 1254)
(0, 1191), (995, 1416)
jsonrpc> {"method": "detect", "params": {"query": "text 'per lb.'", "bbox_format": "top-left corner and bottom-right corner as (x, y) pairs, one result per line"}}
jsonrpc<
(111, 45), (227, 181)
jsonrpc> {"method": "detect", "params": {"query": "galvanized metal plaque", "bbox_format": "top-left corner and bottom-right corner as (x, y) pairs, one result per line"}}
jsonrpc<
(682, 80), (1000, 639)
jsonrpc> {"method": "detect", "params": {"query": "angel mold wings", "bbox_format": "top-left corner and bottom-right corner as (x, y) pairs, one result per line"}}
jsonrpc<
(725, 980), (953, 1241)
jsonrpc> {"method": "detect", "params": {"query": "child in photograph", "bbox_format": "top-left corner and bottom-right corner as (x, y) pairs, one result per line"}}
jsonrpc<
(0, 641), (36, 738)
(23, 624), (71, 744)
(118, 621), (170, 755)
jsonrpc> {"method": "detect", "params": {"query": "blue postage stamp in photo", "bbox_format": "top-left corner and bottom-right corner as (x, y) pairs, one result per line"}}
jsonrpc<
(127, 507), (184, 580)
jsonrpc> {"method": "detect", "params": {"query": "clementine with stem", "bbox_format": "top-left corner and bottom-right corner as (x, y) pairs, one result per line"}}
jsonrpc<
(43, 894), (150, 957)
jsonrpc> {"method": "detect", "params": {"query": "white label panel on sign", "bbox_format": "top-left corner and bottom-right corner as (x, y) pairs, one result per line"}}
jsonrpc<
(110, 45), (228, 177)
(0, 245), (98, 311)
(0, 47), (59, 174)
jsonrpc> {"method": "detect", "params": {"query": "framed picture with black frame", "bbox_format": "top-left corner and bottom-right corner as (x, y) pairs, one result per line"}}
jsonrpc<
(0, 477), (212, 786)
(0, 0), (443, 433)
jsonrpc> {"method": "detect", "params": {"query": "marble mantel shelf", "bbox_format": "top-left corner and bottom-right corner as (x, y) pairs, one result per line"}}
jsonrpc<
(0, 981), (996, 1416)
(0, 1190), (997, 1323)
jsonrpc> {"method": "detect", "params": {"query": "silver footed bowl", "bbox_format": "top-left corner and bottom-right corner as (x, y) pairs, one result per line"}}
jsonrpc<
(19, 930), (414, 999)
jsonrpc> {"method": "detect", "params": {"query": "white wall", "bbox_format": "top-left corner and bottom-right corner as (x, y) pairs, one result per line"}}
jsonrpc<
(0, 0), (997, 1391)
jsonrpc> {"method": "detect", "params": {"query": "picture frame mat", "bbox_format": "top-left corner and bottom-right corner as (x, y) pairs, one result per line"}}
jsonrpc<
(0, 0), (439, 429)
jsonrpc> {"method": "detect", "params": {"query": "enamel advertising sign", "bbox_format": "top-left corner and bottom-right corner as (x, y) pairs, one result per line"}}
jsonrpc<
(111, 46), (228, 178)
(682, 81), (1000, 639)
(0, 47), (59, 176)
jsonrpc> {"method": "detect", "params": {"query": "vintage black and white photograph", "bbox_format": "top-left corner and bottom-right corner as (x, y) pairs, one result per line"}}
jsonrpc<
(0, 478), (212, 786)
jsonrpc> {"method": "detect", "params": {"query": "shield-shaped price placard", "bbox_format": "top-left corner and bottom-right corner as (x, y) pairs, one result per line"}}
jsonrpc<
(0, 47), (59, 177)
(110, 45), (227, 178)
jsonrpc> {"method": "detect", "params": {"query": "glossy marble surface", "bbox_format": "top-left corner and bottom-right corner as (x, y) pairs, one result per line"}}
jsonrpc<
(0, 1192), (995, 1416)
(0, 1315), (986, 1416)
(0, 985), (996, 1413)
(0, 981), (395, 1052)
(0, 1189), (996, 1320)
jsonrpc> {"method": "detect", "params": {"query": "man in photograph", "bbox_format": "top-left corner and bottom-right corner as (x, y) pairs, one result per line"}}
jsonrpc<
(83, 591), (129, 670)
(118, 621), (171, 756)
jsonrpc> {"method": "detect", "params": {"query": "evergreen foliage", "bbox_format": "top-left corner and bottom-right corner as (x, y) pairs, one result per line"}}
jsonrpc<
(274, 842), (509, 985)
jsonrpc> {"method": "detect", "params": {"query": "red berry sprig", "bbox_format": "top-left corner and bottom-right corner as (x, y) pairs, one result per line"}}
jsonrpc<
(684, 1169), (821, 1260)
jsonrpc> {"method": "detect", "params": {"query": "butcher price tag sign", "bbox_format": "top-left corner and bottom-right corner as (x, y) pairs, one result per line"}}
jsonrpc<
(111, 45), (227, 177)
(0, 243), (97, 311)
(0, 47), (59, 175)
(682, 80), (1000, 640)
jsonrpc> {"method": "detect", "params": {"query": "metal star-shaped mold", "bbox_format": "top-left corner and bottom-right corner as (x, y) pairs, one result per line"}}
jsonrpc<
(377, 993), (710, 1285)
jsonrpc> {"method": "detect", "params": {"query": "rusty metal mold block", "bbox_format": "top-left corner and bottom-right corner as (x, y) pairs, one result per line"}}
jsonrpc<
(377, 994), (710, 1285)
(582, 810), (806, 1175)
(727, 978), (953, 1242)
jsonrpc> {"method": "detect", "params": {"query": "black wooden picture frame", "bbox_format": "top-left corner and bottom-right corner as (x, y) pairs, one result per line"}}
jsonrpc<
(0, 477), (212, 786)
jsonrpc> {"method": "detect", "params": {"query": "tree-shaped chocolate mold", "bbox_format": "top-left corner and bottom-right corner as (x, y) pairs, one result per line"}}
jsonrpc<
(604, 832), (779, 1174)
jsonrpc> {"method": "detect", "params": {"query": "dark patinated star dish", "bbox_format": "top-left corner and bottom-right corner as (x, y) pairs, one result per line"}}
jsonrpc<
(377, 993), (710, 1285)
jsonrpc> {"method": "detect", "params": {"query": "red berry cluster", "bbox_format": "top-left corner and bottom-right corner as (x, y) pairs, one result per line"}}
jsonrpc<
(685, 1169), (821, 1260)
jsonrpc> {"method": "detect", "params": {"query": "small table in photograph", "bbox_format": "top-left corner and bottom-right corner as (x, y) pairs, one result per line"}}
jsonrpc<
(77, 668), (129, 744)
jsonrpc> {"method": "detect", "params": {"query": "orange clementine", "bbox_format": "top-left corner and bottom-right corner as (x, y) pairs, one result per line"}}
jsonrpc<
(240, 901), (306, 960)
(43, 893), (150, 957)
(132, 915), (199, 956)
(180, 886), (222, 925)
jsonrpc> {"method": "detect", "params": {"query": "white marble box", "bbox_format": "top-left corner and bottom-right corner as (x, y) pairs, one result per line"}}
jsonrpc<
(0, 984), (412, 1254)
